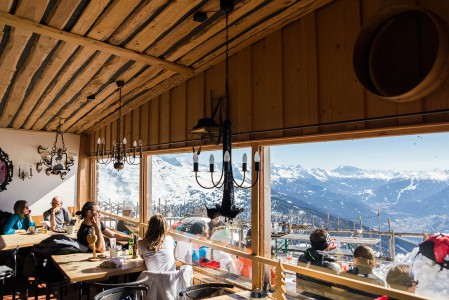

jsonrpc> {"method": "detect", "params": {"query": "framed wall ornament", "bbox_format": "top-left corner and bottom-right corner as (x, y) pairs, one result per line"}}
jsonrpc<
(0, 148), (13, 192)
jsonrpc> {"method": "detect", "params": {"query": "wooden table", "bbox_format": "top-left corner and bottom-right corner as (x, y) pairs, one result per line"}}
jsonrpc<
(51, 252), (146, 283)
(0, 231), (74, 250)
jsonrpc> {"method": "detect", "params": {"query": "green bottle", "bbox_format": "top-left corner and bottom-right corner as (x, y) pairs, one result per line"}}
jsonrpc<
(129, 239), (134, 256)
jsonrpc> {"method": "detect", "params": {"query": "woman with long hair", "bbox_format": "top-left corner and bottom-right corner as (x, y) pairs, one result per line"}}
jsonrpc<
(137, 214), (175, 272)
(76, 202), (131, 252)
(3, 200), (35, 234)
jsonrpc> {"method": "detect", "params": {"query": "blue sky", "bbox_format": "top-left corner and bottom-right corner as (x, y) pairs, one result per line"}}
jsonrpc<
(270, 132), (449, 171)
(171, 132), (449, 171)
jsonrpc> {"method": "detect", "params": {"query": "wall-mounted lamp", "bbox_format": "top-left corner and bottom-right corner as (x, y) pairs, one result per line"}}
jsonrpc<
(18, 165), (33, 181)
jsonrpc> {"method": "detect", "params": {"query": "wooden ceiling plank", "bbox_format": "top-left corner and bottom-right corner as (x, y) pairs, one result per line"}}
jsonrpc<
(194, 0), (332, 70)
(32, 52), (111, 131)
(12, 0), (111, 128)
(145, 0), (218, 57)
(1, 0), (82, 128)
(177, 0), (300, 67)
(0, 0), (14, 12)
(0, 28), (33, 110)
(0, 11), (194, 75)
(125, 0), (204, 53)
(71, 0), (111, 35)
(45, 56), (131, 131)
(0, 35), (58, 127)
(87, 0), (141, 41)
(74, 67), (168, 133)
(23, 47), (97, 129)
(84, 71), (187, 133)
(45, 0), (83, 29)
(12, 41), (78, 128)
(165, 0), (266, 62)
(108, 0), (169, 46)
(62, 61), (147, 132)
(0, 0), (49, 115)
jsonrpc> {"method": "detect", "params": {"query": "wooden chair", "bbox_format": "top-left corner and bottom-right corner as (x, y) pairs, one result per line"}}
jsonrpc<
(93, 286), (148, 300)
(93, 275), (149, 292)
(0, 246), (18, 300)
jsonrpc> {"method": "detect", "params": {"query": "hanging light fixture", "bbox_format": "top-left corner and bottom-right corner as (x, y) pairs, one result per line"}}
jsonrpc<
(37, 122), (76, 180)
(96, 81), (142, 170)
(191, 0), (261, 220)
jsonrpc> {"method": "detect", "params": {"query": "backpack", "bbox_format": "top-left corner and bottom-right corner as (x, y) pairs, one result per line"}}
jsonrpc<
(417, 234), (449, 270)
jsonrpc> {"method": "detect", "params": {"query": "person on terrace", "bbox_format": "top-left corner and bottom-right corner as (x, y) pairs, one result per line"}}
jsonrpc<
(3, 200), (35, 234)
(138, 214), (175, 272)
(386, 264), (418, 293)
(207, 211), (225, 237)
(76, 202), (131, 252)
(43, 196), (71, 232)
(341, 245), (385, 286)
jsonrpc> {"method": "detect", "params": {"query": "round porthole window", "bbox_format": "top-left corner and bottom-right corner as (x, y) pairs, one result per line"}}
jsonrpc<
(353, 6), (449, 102)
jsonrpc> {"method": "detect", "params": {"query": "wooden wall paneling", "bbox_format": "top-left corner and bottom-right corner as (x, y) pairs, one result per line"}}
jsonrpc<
(419, 0), (449, 124)
(159, 93), (170, 149)
(149, 97), (160, 147)
(186, 73), (205, 137)
(251, 31), (283, 140)
(235, 47), (252, 142)
(111, 119), (118, 147)
(70, 62), (149, 133)
(132, 107), (140, 144)
(140, 102), (150, 146)
(91, 130), (98, 154)
(170, 82), (187, 146)
(316, 0), (364, 133)
(228, 53), (239, 139)
(124, 111), (132, 143)
(204, 60), (225, 127)
(282, 13), (319, 137)
(105, 123), (111, 152)
(77, 135), (91, 209)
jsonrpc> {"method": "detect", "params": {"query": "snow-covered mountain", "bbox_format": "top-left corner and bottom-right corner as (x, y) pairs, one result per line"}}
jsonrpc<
(98, 156), (449, 233)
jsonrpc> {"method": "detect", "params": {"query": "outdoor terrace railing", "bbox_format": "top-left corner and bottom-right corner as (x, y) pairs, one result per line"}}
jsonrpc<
(99, 211), (429, 300)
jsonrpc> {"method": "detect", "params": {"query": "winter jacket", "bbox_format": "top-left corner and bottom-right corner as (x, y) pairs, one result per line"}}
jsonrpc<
(341, 264), (386, 286)
(3, 213), (35, 234)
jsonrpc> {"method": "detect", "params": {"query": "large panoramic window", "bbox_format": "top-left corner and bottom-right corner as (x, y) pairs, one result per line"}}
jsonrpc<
(150, 148), (253, 288)
(269, 133), (449, 299)
(96, 161), (141, 232)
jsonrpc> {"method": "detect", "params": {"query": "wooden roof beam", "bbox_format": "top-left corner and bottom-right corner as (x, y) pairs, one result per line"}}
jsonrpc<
(0, 11), (195, 76)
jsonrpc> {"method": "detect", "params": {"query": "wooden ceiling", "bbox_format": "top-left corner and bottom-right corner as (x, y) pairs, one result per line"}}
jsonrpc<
(0, 0), (330, 134)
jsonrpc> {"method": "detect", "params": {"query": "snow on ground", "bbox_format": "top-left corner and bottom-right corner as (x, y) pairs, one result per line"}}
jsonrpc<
(377, 247), (449, 299)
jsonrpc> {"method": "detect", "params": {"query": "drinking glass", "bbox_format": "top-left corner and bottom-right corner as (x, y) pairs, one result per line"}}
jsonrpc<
(286, 252), (293, 263)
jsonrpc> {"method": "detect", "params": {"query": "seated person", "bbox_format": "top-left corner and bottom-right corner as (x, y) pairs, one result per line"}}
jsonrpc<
(296, 229), (341, 299)
(386, 264), (418, 293)
(341, 245), (385, 286)
(75, 202), (131, 252)
(137, 214), (175, 272)
(188, 220), (209, 240)
(43, 196), (71, 231)
(207, 212), (225, 237)
(116, 206), (138, 234)
(3, 200), (35, 234)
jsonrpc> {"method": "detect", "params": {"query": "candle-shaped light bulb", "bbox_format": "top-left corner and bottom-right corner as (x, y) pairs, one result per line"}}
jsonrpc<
(242, 153), (248, 172)
(97, 138), (101, 144)
(209, 154), (215, 173)
(123, 138), (127, 144)
(102, 137), (106, 144)
(254, 151), (261, 172)
(224, 151), (230, 162)
(138, 139), (142, 146)
(223, 151), (231, 171)
(193, 152), (199, 172)
(133, 140), (137, 147)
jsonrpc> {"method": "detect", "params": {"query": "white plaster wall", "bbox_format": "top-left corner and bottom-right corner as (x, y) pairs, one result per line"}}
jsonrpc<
(0, 128), (80, 216)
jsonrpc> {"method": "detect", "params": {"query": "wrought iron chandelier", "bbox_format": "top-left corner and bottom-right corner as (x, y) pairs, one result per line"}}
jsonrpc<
(37, 122), (76, 180)
(191, 0), (261, 220)
(96, 81), (142, 170)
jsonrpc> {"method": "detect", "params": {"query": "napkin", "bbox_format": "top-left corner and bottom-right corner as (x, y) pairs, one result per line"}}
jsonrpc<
(99, 257), (123, 268)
